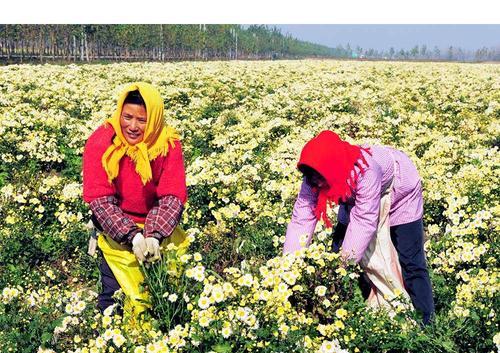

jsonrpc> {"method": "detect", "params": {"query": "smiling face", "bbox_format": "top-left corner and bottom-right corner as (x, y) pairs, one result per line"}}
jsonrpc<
(120, 103), (147, 145)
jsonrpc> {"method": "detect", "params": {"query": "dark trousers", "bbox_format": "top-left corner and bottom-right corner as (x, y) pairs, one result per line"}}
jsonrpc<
(98, 255), (122, 313)
(333, 219), (435, 324)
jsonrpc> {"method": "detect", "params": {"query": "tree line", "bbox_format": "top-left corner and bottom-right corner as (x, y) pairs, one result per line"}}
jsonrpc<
(1, 24), (498, 63)
(0, 24), (335, 63)
(349, 44), (500, 62)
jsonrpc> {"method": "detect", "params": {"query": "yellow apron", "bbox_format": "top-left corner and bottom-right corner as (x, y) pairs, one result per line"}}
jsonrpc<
(97, 226), (188, 317)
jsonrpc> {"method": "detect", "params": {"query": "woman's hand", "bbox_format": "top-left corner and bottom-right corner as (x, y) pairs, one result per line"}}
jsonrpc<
(132, 233), (148, 263)
(145, 237), (161, 262)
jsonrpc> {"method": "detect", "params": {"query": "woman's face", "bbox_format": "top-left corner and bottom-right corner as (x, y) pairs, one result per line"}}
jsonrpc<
(306, 170), (328, 190)
(120, 103), (147, 145)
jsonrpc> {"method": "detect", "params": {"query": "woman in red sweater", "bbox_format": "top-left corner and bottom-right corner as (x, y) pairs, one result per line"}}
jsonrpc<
(82, 82), (187, 312)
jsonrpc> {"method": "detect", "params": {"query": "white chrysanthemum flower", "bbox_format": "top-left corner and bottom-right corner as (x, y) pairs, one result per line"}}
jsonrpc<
(198, 296), (210, 309)
(112, 333), (126, 347)
(168, 293), (178, 302)
(315, 285), (327, 297)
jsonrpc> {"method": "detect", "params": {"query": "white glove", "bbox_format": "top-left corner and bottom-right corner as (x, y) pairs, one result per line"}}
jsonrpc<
(145, 237), (161, 262)
(132, 232), (148, 263)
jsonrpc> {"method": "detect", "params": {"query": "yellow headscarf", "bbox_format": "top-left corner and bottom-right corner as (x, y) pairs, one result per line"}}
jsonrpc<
(102, 82), (180, 185)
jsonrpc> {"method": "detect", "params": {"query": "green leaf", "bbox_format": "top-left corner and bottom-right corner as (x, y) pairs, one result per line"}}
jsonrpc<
(212, 343), (232, 353)
(41, 332), (52, 345)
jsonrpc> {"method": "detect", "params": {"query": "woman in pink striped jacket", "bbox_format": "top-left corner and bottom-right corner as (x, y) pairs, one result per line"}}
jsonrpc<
(283, 130), (434, 324)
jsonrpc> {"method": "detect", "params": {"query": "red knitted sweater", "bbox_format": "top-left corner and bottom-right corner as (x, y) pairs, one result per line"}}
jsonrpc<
(82, 125), (187, 224)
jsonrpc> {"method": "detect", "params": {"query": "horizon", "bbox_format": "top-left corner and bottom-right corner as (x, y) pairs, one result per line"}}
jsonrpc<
(272, 24), (500, 52)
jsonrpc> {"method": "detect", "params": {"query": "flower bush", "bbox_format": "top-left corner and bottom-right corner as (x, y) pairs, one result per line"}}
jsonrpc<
(0, 60), (498, 352)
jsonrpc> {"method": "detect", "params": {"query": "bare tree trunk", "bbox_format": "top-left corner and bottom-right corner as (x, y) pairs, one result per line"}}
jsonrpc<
(52, 33), (55, 60)
(45, 36), (49, 60)
(1, 27), (4, 58)
(65, 36), (70, 60)
(39, 30), (43, 62)
(80, 33), (84, 61)
(160, 24), (164, 61)
(84, 33), (89, 61)
(73, 35), (76, 61)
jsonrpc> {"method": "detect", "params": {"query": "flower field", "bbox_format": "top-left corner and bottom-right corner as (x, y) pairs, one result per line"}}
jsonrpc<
(0, 60), (498, 353)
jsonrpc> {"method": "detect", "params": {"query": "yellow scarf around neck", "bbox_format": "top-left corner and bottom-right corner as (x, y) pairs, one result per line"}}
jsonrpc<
(102, 82), (180, 185)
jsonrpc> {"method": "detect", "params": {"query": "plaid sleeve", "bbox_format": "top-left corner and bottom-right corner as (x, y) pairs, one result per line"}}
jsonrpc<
(144, 195), (184, 241)
(89, 195), (141, 244)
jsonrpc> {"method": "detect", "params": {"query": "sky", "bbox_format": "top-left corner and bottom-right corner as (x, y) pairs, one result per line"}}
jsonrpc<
(3, 0), (500, 51)
(273, 25), (500, 52)
(2, 0), (498, 22)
